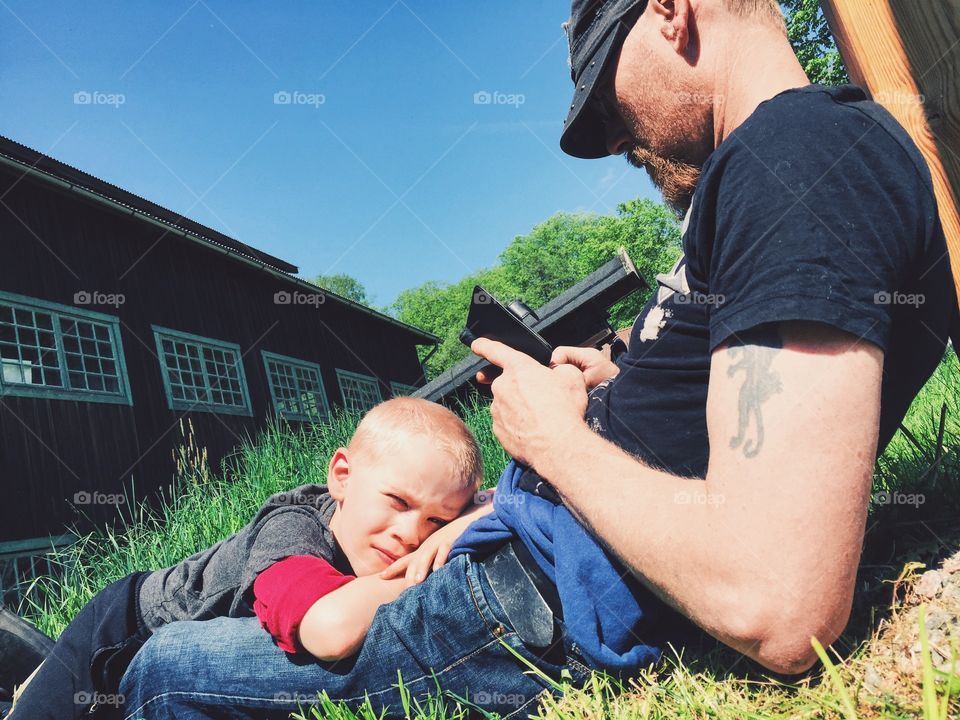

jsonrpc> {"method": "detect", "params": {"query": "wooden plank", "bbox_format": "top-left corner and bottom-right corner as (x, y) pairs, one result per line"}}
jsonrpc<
(820, 0), (960, 325)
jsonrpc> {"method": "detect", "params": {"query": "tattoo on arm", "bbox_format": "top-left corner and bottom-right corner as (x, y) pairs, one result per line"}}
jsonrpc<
(726, 326), (783, 458)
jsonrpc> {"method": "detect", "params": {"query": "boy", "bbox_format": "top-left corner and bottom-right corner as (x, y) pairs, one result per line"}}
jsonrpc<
(10, 397), (493, 719)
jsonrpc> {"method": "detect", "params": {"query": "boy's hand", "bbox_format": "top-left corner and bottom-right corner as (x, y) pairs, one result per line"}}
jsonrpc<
(379, 492), (494, 583)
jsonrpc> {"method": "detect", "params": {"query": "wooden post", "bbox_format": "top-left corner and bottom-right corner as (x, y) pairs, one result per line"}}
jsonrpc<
(819, 0), (960, 336)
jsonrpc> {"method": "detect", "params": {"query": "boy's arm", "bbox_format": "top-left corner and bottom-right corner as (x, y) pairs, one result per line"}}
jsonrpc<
(300, 493), (496, 661)
(298, 575), (414, 661)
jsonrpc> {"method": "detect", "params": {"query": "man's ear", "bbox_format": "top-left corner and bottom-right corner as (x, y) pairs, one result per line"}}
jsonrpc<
(650, 0), (690, 53)
(327, 447), (350, 502)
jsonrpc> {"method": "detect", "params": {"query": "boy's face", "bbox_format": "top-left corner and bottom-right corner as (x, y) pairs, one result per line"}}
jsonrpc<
(327, 434), (476, 577)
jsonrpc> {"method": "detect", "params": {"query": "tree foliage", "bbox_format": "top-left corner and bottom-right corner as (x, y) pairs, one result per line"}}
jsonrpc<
(781, 0), (849, 86)
(390, 199), (681, 378)
(312, 273), (370, 305)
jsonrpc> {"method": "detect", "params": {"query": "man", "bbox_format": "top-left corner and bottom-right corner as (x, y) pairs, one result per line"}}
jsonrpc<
(113, 1), (955, 717)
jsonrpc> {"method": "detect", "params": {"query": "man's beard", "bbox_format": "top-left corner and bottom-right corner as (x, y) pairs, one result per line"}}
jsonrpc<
(626, 145), (701, 217)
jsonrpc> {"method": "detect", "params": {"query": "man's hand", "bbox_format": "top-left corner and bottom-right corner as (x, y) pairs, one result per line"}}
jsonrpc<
(379, 495), (495, 582)
(471, 337), (589, 468)
(550, 346), (620, 390)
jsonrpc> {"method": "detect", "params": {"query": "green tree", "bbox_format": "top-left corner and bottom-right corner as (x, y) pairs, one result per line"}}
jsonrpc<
(781, 0), (849, 85)
(499, 199), (681, 330)
(390, 269), (510, 378)
(312, 273), (370, 305)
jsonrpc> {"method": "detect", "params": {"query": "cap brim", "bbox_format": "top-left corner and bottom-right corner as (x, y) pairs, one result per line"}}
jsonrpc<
(559, 14), (636, 159)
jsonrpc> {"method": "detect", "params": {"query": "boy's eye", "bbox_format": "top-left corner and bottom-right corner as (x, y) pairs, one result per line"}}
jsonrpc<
(386, 494), (450, 527)
(387, 494), (408, 509)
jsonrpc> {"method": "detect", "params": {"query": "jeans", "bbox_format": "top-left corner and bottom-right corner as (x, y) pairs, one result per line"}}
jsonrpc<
(118, 553), (594, 719)
(10, 572), (152, 720)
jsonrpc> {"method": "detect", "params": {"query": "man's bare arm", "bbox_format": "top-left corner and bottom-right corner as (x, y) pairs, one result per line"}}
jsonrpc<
(534, 321), (881, 674)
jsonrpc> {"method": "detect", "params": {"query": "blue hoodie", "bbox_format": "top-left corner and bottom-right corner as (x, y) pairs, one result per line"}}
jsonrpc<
(449, 460), (665, 673)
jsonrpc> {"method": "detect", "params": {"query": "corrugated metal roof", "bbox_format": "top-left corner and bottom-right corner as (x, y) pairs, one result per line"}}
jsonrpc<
(0, 135), (297, 273)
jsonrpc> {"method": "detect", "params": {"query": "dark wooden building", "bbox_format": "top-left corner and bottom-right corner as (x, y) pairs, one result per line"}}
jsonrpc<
(0, 136), (436, 570)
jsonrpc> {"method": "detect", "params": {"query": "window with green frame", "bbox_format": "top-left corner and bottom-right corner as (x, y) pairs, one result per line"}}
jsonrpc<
(335, 369), (383, 413)
(390, 381), (419, 397)
(152, 326), (252, 416)
(261, 351), (330, 422)
(0, 291), (132, 405)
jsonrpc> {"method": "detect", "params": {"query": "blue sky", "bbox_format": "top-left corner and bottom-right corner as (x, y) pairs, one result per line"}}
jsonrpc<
(0, 1), (659, 306)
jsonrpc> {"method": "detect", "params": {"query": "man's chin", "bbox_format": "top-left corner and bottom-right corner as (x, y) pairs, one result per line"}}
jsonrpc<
(626, 146), (700, 216)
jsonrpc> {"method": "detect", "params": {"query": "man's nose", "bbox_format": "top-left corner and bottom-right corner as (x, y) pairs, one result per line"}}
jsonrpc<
(603, 114), (630, 157)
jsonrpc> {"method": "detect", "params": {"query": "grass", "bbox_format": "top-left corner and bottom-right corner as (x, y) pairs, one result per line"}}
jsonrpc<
(18, 349), (960, 719)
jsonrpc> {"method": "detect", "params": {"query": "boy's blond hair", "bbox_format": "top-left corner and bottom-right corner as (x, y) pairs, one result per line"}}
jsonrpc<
(348, 397), (483, 491)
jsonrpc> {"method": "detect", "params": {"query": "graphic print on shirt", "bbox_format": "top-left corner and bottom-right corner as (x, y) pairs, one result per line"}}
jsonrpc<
(636, 204), (694, 343)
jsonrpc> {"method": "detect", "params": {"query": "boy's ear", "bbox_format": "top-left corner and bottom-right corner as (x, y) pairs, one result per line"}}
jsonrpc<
(327, 448), (350, 502)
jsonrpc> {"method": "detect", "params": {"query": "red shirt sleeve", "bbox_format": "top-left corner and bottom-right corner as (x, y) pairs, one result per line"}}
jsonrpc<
(253, 555), (355, 653)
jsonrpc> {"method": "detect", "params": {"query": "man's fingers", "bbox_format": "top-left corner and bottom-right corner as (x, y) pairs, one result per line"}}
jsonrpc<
(471, 338), (526, 369)
(550, 345), (583, 366)
(475, 366), (501, 385)
(553, 363), (589, 392)
(551, 345), (601, 369)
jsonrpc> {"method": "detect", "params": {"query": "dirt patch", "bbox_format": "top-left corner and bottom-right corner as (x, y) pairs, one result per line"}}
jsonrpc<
(855, 548), (960, 709)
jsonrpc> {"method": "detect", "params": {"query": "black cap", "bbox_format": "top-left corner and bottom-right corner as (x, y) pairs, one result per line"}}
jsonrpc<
(560, 0), (647, 159)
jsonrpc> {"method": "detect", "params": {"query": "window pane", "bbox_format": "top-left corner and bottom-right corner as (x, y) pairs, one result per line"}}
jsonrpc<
(156, 331), (247, 412)
(0, 299), (125, 398)
(338, 372), (381, 413)
(264, 356), (327, 420)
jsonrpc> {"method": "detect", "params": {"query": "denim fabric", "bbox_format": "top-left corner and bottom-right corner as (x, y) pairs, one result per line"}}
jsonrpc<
(451, 461), (666, 672)
(119, 553), (593, 720)
(11, 571), (152, 720)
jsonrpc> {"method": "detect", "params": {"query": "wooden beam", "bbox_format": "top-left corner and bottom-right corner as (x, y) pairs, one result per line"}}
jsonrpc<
(820, 0), (960, 330)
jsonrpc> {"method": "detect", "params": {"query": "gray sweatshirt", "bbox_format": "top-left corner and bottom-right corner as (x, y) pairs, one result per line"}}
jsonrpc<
(138, 484), (348, 631)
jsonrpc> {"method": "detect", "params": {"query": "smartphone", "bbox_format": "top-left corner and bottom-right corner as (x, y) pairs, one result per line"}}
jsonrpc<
(459, 286), (553, 377)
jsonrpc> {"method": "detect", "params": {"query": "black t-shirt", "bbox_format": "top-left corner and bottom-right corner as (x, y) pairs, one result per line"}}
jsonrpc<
(586, 84), (955, 478)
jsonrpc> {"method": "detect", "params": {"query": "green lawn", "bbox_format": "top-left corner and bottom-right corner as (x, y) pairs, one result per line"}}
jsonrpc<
(21, 349), (960, 719)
